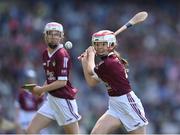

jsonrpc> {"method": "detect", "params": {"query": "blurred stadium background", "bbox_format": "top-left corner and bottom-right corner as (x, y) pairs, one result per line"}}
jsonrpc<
(0, 0), (179, 134)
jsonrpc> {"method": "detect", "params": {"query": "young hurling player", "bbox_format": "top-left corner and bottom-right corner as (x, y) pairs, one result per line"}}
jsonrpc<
(26, 22), (81, 134)
(79, 30), (148, 134)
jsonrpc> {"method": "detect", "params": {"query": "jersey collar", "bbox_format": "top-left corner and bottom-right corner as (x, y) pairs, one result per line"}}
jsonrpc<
(48, 44), (63, 58)
(108, 52), (114, 56)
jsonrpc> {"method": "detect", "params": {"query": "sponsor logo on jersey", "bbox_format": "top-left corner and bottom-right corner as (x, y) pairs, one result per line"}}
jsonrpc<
(47, 70), (56, 80)
(52, 61), (56, 67)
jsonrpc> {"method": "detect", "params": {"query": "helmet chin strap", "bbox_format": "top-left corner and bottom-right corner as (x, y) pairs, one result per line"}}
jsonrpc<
(48, 43), (58, 49)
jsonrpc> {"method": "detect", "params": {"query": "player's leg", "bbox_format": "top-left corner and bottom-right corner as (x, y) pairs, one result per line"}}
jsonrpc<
(91, 113), (122, 134)
(63, 121), (79, 134)
(26, 99), (55, 134)
(26, 113), (53, 134)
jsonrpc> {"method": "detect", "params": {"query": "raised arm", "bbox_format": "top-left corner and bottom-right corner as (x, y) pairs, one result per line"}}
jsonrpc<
(80, 47), (100, 87)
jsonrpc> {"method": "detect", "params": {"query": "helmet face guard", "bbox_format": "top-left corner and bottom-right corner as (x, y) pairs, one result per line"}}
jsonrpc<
(92, 30), (117, 47)
(92, 30), (117, 55)
(44, 22), (64, 49)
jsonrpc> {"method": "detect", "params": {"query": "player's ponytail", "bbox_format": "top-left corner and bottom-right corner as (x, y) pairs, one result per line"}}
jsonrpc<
(113, 50), (128, 66)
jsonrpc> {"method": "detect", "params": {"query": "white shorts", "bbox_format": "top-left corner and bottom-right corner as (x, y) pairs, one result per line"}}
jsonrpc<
(106, 91), (148, 132)
(38, 94), (81, 126)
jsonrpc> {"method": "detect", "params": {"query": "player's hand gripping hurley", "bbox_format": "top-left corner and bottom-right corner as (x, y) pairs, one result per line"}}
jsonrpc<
(21, 83), (36, 91)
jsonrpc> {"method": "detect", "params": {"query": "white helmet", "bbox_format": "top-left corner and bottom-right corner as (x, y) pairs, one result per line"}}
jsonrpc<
(92, 30), (117, 47)
(44, 22), (64, 49)
(44, 22), (63, 33)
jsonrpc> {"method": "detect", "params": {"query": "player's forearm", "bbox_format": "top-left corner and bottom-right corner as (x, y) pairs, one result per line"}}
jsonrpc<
(82, 61), (98, 87)
(86, 52), (95, 75)
(42, 80), (67, 92)
(82, 62), (91, 81)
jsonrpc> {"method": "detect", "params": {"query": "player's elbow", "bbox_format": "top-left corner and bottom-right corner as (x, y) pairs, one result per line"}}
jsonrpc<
(62, 81), (67, 87)
(57, 80), (67, 87)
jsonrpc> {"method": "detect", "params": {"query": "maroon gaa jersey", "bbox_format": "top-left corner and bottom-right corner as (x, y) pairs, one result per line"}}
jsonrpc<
(94, 53), (131, 96)
(42, 44), (78, 99)
(18, 90), (43, 111)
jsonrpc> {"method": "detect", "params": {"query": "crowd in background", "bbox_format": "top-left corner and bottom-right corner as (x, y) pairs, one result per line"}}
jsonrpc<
(0, 0), (179, 134)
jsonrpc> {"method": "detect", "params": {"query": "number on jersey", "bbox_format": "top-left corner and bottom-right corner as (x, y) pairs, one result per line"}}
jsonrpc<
(63, 57), (68, 68)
